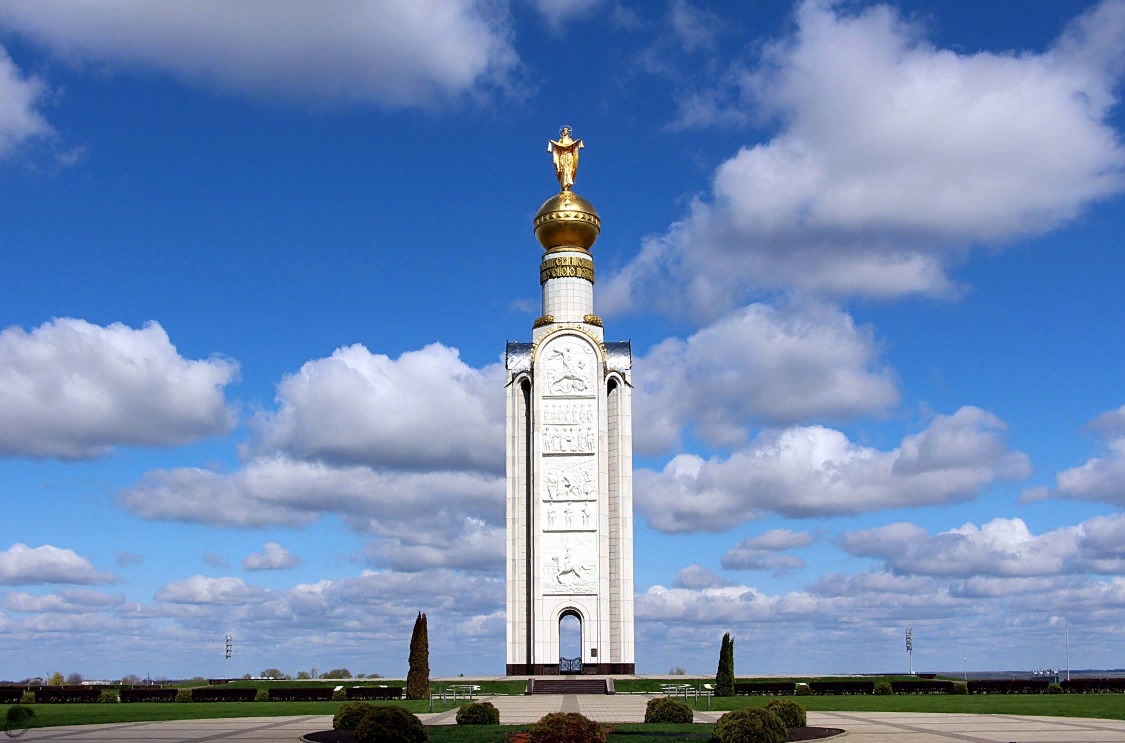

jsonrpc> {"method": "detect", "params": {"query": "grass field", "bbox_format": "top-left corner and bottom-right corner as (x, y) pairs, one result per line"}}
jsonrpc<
(10, 677), (1125, 730)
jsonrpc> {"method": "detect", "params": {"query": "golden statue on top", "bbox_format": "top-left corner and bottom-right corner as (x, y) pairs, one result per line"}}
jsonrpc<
(548, 126), (584, 191)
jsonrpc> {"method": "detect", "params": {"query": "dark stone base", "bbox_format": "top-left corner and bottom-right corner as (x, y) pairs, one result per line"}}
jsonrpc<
(506, 663), (636, 675)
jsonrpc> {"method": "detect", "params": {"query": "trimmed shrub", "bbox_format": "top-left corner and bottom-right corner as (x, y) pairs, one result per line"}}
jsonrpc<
(644, 697), (693, 724)
(175, 689), (192, 703)
(713, 708), (787, 743)
(874, 681), (893, 695)
(20, 691), (35, 704)
(334, 701), (377, 731)
(456, 701), (500, 725)
(254, 689), (268, 702)
(950, 683), (968, 695)
(354, 706), (427, 743)
(765, 699), (806, 728)
(794, 683), (811, 696)
(97, 690), (119, 703)
(331, 689), (346, 701)
(1047, 682), (1064, 694)
(529, 712), (605, 743)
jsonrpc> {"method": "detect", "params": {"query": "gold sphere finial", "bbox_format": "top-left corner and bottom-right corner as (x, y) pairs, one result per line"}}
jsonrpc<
(536, 126), (599, 251)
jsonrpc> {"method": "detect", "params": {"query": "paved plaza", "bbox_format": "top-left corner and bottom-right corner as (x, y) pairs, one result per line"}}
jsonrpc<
(12, 695), (1125, 742)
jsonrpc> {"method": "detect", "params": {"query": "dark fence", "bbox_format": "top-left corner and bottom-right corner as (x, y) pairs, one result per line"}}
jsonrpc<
(346, 686), (404, 701)
(191, 687), (257, 702)
(121, 688), (178, 702)
(267, 687), (335, 702)
(0, 687), (24, 703)
(1061, 678), (1125, 693)
(809, 680), (875, 695)
(734, 682), (796, 696)
(967, 679), (1049, 694)
(31, 686), (102, 703)
(891, 680), (956, 694)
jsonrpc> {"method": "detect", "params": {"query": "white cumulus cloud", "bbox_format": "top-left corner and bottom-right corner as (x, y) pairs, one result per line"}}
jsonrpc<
(603, 0), (1125, 318)
(634, 301), (898, 453)
(242, 542), (301, 571)
(0, 44), (51, 156)
(0, 544), (114, 585)
(1028, 404), (1125, 506)
(0, 318), (237, 460)
(252, 343), (504, 473)
(0, 0), (517, 108)
(840, 513), (1125, 578)
(722, 528), (815, 572)
(636, 406), (1029, 532)
(156, 575), (268, 605)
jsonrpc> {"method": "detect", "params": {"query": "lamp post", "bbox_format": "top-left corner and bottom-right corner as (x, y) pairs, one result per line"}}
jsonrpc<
(1066, 624), (1070, 682)
(225, 634), (232, 679)
(905, 628), (913, 676)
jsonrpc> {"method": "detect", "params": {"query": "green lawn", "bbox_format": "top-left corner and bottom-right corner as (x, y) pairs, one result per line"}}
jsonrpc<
(12, 684), (1125, 730)
(707, 693), (1125, 720)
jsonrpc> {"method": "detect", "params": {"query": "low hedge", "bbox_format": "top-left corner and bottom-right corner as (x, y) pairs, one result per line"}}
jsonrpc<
(267, 687), (335, 701)
(891, 680), (955, 694)
(30, 686), (101, 703)
(1062, 678), (1125, 693)
(968, 679), (1049, 694)
(346, 685), (405, 700)
(809, 680), (875, 695)
(121, 688), (179, 703)
(734, 682), (795, 696)
(191, 687), (257, 702)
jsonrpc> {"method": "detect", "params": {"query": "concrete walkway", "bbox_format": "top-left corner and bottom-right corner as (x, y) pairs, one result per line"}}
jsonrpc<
(11, 697), (1125, 741)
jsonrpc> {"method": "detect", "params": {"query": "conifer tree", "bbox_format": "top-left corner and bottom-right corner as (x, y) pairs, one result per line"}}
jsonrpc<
(406, 611), (430, 699)
(715, 632), (735, 697)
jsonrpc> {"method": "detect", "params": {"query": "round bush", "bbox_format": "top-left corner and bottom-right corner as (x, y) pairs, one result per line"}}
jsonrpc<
(644, 697), (693, 724)
(331, 689), (346, 701)
(175, 689), (192, 703)
(19, 691), (35, 704)
(254, 689), (268, 702)
(354, 706), (427, 743)
(794, 683), (811, 696)
(456, 701), (500, 725)
(97, 690), (119, 703)
(529, 712), (605, 743)
(765, 699), (806, 728)
(333, 701), (377, 731)
(874, 681), (893, 695)
(1047, 682), (1064, 694)
(713, 708), (787, 743)
(950, 683), (968, 695)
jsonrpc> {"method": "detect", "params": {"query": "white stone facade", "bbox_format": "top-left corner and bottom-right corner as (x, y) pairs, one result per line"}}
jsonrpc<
(506, 250), (634, 675)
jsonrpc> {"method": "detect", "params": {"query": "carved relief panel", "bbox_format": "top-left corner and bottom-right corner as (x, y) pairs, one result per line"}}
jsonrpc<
(541, 532), (598, 595)
(542, 457), (597, 532)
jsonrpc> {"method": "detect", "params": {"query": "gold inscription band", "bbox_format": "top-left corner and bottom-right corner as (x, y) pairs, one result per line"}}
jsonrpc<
(540, 255), (595, 284)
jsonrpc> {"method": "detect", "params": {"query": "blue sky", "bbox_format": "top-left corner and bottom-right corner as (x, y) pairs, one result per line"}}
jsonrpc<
(1, 0), (1124, 681)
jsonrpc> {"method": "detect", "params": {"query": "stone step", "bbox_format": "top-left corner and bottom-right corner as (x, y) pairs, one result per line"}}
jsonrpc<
(529, 678), (609, 695)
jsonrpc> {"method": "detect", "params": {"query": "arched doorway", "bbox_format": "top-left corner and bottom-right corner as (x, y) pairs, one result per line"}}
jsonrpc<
(559, 609), (582, 673)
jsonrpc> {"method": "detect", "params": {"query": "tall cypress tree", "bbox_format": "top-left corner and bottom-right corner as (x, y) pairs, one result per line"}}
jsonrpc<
(406, 611), (430, 699)
(715, 632), (735, 697)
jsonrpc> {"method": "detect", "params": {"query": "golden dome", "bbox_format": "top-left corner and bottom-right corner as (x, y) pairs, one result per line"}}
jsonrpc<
(533, 190), (600, 251)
